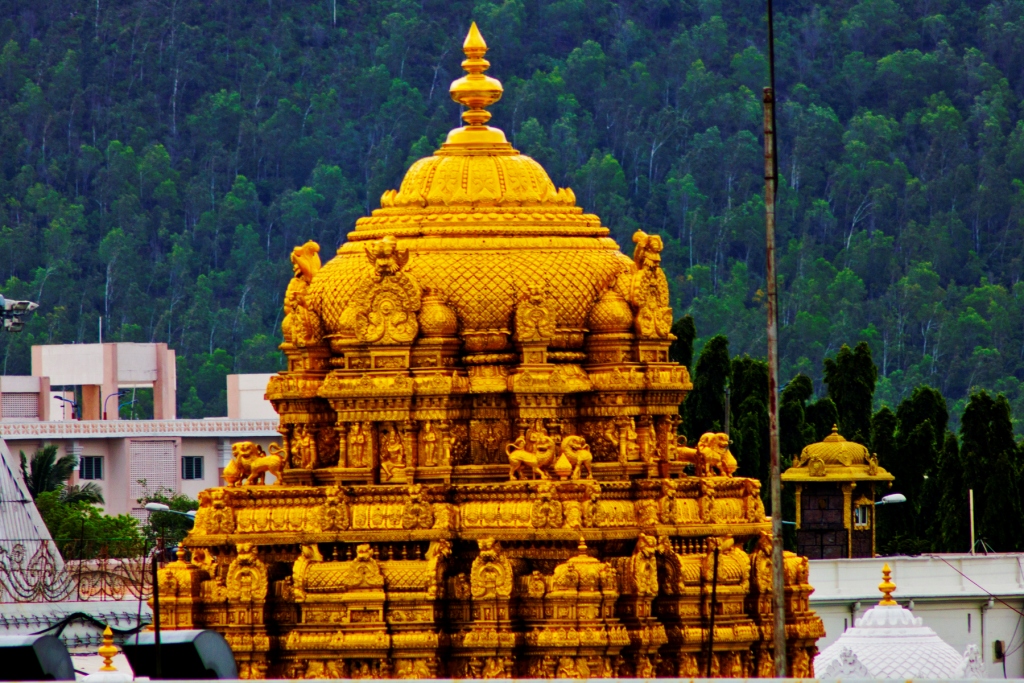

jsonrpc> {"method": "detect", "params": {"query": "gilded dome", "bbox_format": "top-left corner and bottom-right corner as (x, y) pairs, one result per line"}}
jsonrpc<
(306, 26), (633, 353)
(799, 426), (869, 466)
(782, 425), (894, 482)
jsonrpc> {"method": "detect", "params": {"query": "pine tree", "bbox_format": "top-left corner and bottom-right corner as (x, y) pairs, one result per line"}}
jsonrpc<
(779, 375), (816, 462)
(870, 406), (897, 470)
(823, 341), (877, 444)
(960, 392), (1023, 551)
(804, 397), (840, 441)
(683, 335), (730, 443)
(931, 432), (968, 552)
(730, 356), (769, 484)
(669, 315), (696, 368)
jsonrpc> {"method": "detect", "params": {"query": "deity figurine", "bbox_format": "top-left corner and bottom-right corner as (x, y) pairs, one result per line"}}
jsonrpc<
(291, 425), (317, 469)
(442, 432), (453, 466)
(605, 418), (641, 460)
(381, 427), (405, 481)
(526, 419), (548, 451)
(281, 241), (322, 347)
(349, 423), (368, 468)
(421, 421), (438, 467)
(484, 425), (501, 464)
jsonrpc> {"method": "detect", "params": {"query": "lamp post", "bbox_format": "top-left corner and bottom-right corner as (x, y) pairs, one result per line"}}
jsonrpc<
(0, 294), (39, 332)
(54, 395), (78, 420)
(103, 389), (127, 420)
(876, 493), (906, 506)
(143, 502), (165, 678)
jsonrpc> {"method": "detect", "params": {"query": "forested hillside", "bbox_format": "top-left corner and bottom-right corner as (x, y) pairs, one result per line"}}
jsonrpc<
(0, 0), (1023, 428)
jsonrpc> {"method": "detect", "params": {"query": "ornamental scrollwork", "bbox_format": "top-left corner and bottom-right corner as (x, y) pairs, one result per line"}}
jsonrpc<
(348, 234), (421, 345)
(514, 283), (556, 344)
(226, 543), (268, 602)
(401, 484), (435, 530)
(470, 538), (513, 599)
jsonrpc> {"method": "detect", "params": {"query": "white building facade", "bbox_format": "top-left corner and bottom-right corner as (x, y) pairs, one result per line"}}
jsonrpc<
(810, 554), (1024, 678)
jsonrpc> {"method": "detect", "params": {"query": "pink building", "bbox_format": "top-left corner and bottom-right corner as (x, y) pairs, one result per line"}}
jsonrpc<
(0, 343), (279, 517)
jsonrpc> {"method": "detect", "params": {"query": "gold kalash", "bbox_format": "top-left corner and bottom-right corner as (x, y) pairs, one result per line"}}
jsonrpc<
(157, 23), (824, 679)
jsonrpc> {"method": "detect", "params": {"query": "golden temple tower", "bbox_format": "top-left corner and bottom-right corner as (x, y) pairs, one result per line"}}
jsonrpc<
(158, 24), (824, 679)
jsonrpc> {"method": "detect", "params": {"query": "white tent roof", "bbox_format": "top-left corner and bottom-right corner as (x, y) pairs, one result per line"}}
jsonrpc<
(0, 436), (65, 578)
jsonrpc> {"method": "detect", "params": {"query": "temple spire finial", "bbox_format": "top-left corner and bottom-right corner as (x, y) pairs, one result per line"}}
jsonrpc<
(98, 625), (119, 672)
(449, 22), (504, 128)
(878, 563), (897, 605)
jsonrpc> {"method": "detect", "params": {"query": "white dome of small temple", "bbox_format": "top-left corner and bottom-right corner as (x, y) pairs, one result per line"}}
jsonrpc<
(815, 564), (986, 679)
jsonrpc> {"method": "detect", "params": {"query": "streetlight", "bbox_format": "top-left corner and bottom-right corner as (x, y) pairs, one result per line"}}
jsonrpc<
(0, 294), (39, 332)
(876, 493), (907, 505)
(142, 503), (165, 678)
(143, 501), (197, 520)
(54, 395), (78, 420)
(103, 389), (127, 420)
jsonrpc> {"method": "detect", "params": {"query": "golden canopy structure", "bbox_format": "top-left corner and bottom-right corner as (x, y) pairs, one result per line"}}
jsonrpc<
(156, 23), (824, 679)
(782, 426), (894, 559)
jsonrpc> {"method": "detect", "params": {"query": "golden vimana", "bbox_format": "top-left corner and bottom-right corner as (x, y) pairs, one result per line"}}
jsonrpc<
(158, 23), (824, 679)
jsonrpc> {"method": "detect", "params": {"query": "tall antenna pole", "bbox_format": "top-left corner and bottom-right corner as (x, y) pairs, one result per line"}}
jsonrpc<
(764, 0), (787, 676)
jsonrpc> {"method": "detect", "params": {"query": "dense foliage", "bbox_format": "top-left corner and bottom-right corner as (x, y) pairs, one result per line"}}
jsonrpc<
(683, 326), (1024, 553)
(0, 0), (1023, 426)
(137, 489), (200, 548)
(36, 491), (143, 559)
(20, 444), (104, 503)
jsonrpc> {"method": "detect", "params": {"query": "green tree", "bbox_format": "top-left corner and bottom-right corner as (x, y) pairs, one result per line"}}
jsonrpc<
(960, 392), (1023, 551)
(19, 445), (103, 504)
(669, 315), (696, 368)
(730, 356), (769, 484)
(823, 342), (878, 444)
(683, 335), (730, 442)
(137, 490), (200, 549)
(931, 432), (968, 552)
(35, 492), (142, 559)
(779, 374), (817, 461)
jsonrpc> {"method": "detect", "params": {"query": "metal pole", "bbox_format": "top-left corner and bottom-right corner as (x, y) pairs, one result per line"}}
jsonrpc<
(969, 488), (975, 555)
(153, 533), (162, 677)
(764, 0), (787, 673)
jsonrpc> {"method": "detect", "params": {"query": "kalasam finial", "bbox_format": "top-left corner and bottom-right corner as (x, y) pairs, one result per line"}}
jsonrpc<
(449, 22), (504, 127)
(878, 563), (897, 605)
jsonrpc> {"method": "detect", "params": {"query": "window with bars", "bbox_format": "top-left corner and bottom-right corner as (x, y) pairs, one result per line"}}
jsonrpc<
(181, 456), (204, 480)
(129, 440), (177, 519)
(80, 456), (103, 480)
(1, 393), (38, 419)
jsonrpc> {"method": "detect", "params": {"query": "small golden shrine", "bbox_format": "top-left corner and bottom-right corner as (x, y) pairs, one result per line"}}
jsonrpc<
(157, 24), (824, 679)
(782, 426), (894, 559)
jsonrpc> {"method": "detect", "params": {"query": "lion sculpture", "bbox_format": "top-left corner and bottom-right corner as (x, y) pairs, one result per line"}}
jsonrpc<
(506, 434), (557, 480)
(560, 435), (593, 480)
(223, 442), (285, 486)
(677, 432), (737, 477)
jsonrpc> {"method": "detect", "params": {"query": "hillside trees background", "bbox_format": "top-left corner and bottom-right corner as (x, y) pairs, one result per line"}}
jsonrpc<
(0, 0), (1023, 428)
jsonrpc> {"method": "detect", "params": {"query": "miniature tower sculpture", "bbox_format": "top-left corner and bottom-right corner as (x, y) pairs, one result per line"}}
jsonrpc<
(155, 23), (825, 679)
